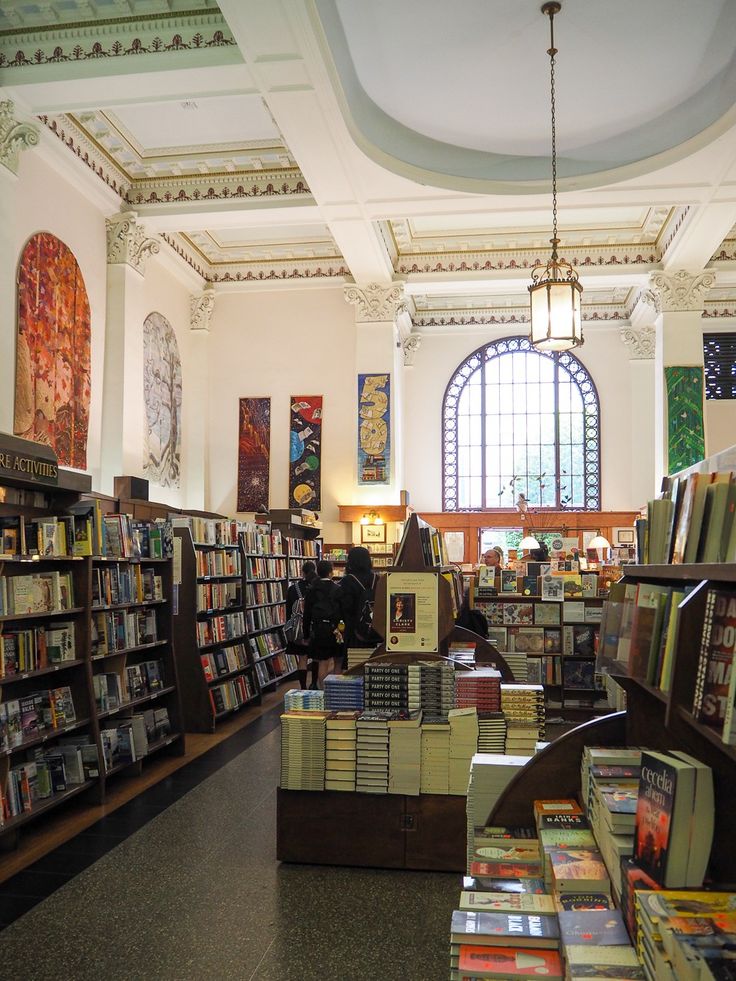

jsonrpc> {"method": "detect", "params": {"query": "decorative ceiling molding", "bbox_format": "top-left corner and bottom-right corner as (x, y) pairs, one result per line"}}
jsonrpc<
(648, 269), (716, 312)
(160, 232), (208, 280)
(0, 100), (39, 175)
(620, 325), (656, 359)
(190, 287), (215, 332)
(0, 1), (222, 30)
(344, 282), (406, 322)
(403, 334), (422, 366)
(0, 10), (237, 72)
(183, 229), (340, 265)
(395, 247), (659, 276)
(659, 205), (692, 258)
(40, 114), (128, 199)
(106, 211), (159, 274)
(702, 307), (736, 318)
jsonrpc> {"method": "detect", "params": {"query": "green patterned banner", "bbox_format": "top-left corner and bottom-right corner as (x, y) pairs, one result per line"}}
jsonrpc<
(665, 366), (705, 473)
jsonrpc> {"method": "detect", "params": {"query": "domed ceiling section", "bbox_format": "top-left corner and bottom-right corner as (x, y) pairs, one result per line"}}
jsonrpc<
(313, 0), (736, 193)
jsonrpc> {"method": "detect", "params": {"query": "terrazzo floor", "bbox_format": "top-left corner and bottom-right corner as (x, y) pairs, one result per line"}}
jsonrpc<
(0, 709), (458, 981)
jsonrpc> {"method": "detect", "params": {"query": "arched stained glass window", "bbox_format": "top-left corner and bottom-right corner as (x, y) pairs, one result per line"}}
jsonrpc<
(443, 336), (600, 511)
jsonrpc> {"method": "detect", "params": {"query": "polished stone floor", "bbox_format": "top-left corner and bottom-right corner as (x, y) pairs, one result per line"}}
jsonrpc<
(0, 708), (458, 980)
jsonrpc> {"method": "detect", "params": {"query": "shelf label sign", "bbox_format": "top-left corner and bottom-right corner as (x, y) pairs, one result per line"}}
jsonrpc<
(358, 374), (390, 485)
(0, 449), (58, 484)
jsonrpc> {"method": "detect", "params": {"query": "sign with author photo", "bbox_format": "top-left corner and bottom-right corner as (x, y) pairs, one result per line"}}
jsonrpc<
(288, 395), (322, 511)
(358, 373), (390, 485)
(385, 572), (438, 653)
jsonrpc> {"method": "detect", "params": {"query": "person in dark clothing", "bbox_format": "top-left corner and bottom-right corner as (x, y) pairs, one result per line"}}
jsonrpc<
(303, 559), (341, 689)
(337, 546), (379, 660)
(285, 559), (317, 690)
(455, 588), (489, 638)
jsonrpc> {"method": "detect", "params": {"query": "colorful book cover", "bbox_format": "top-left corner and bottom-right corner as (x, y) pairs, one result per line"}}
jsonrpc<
(558, 908), (630, 945)
(457, 944), (563, 978)
(451, 909), (560, 947)
(462, 876), (546, 895)
(459, 892), (557, 915)
(554, 892), (613, 912)
(469, 861), (544, 879)
(693, 589), (736, 731)
(634, 750), (697, 888)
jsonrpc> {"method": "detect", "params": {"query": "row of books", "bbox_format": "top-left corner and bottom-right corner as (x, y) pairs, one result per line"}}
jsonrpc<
(1, 621), (75, 675)
(209, 673), (257, 716)
(487, 623), (600, 657)
(100, 706), (171, 771)
(172, 516), (244, 546)
(245, 581), (285, 607)
(254, 650), (298, 687)
(245, 556), (287, 580)
(478, 567), (603, 600)
(196, 611), (246, 647)
(249, 630), (286, 661)
(200, 644), (249, 681)
(70, 505), (171, 559)
(0, 570), (75, 616)
(197, 580), (240, 612)
(195, 548), (241, 579)
(245, 604), (286, 633)
(92, 565), (162, 607)
(240, 524), (283, 556)
(0, 686), (77, 750)
(4, 739), (99, 821)
(92, 658), (165, 711)
(286, 536), (320, 558)
(91, 608), (158, 656)
(477, 599), (602, 627)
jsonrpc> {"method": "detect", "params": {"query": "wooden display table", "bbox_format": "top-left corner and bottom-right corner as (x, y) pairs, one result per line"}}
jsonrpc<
(277, 788), (466, 872)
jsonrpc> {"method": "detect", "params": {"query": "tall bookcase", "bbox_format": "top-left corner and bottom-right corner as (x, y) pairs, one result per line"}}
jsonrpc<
(172, 519), (260, 732)
(242, 525), (296, 691)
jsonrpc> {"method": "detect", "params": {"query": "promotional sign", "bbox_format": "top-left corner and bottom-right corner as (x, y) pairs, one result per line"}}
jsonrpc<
(385, 571), (439, 653)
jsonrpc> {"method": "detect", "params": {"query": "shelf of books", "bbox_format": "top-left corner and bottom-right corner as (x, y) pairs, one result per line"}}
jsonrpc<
(243, 523), (298, 691)
(172, 517), (261, 733)
(322, 543), (396, 578)
(474, 571), (607, 714)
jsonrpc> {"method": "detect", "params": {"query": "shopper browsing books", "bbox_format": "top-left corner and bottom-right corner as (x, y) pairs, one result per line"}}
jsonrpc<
(479, 546), (505, 570)
(285, 559), (317, 690)
(337, 546), (381, 659)
(303, 559), (341, 689)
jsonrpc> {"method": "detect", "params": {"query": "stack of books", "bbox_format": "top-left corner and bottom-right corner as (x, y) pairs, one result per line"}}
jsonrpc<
(284, 688), (324, 711)
(476, 712), (507, 753)
(323, 673), (364, 711)
(455, 668), (502, 711)
(364, 664), (407, 711)
(448, 707), (480, 795)
(420, 716), (451, 794)
(449, 909), (562, 981)
(500, 652), (529, 682)
(325, 711), (359, 792)
(466, 754), (533, 869)
(355, 710), (394, 794)
(407, 662), (456, 716)
(585, 752), (642, 898)
(501, 683), (545, 750)
(346, 647), (373, 671)
(558, 906), (635, 977)
(388, 710), (423, 795)
(280, 710), (328, 791)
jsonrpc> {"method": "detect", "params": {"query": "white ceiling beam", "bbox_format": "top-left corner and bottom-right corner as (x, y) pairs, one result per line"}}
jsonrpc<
(404, 268), (652, 297)
(662, 202), (736, 270)
(143, 201), (324, 232)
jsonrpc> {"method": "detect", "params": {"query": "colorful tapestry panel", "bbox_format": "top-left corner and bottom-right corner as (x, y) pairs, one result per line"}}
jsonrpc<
(358, 373), (390, 485)
(14, 233), (91, 468)
(237, 398), (271, 512)
(143, 312), (182, 488)
(288, 396), (322, 510)
(665, 366), (706, 473)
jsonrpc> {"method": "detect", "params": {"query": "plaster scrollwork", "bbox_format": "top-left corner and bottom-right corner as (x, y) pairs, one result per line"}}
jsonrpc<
(0, 101), (39, 176)
(190, 288), (215, 333)
(344, 282), (406, 322)
(105, 211), (160, 274)
(648, 270), (716, 313)
(403, 334), (422, 366)
(620, 325), (656, 360)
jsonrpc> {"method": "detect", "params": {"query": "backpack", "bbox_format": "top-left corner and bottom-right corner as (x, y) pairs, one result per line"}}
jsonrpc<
(284, 581), (306, 646)
(350, 573), (381, 645)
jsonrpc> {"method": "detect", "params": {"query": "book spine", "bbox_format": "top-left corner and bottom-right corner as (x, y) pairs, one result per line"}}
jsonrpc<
(722, 653), (736, 745)
(692, 589), (716, 716)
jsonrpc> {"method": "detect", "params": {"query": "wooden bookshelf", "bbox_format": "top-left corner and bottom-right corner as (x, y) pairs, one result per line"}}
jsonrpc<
(489, 562), (736, 883)
(172, 522), (260, 732)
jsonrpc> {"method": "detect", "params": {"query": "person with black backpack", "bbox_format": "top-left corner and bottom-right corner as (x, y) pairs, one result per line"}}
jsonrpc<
(303, 559), (342, 689)
(337, 546), (381, 663)
(285, 559), (317, 690)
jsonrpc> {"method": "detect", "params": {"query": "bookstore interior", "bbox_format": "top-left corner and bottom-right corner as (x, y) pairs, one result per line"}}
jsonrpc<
(2, 1), (736, 979)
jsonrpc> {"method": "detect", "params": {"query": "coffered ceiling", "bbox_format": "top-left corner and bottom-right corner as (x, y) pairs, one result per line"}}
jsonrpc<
(2, 0), (736, 318)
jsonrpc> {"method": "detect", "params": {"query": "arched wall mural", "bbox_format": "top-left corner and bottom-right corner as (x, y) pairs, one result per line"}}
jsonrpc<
(13, 232), (91, 469)
(143, 312), (182, 488)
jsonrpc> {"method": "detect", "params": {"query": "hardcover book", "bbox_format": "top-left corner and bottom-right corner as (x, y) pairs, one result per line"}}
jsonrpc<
(451, 909), (560, 948)
(693, 589), (736, 731)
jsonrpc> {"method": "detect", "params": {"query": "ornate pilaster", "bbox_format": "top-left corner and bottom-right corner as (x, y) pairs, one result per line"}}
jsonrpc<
(0, 101), (39, 176)
(403, 334), (422, 367)
(106, 211), (159, 275)
(344, 282), (405, 322)
(619, 325), (655, 360)
(190, 287), (215, 333)
(646, 269), (716, 312)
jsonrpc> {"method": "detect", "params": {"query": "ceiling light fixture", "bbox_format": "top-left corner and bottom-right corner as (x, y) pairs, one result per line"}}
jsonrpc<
(529, 2), (583, 352)
(588, 532), (611, 550)
(519, 535), (542, 551)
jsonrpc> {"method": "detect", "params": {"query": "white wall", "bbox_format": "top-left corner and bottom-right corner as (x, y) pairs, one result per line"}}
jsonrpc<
(206, 286), (355, 540)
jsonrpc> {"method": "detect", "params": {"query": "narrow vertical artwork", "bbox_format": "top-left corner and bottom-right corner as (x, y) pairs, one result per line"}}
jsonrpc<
(237, 398), (271, 512)
(357, 373), (390, 484)
(665, 366), (706, 473)
(14, 233), (91, 468)
(289, 396), (322, 510)
(143, 312), (182, 488)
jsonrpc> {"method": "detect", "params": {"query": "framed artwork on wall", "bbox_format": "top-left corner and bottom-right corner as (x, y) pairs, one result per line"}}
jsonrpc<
(361, 523), (386, 544)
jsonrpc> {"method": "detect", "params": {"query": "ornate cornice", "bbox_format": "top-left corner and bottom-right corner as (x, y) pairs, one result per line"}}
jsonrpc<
(702, 307), (736, 318)
(647, 269), (716, 313)
(413, 306), (631, 329)
(620, 325), (656, 360)
(403, 334), (422, 366)
(0, 101), (39, 175)
(0, 13), (236, 70)
(344, 283), (406, 322)
(160, 232), (208, 280)
(209, 264), (350, 283)
(106, 211), (159, 274)
(40, 114), (128, 198)
(659, 206), (691, 258)
(396, 249), (658, 275)
(190, 287), (215, 332)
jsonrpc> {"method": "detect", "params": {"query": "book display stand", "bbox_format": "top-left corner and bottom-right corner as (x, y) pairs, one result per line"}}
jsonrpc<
(277, 514), (513, 872)
(488, 562), (736, 884)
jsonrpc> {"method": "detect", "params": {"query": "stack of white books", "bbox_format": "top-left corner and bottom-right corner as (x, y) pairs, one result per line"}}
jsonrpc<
(500, 652), (529, 683)
(355, 710), (394, 794)
(280, 710), (329, 791)
(465, 753), (533, 869)
(420, 716), (451, 794)
(388, 710), (423, 795)
(477, 712), (507, 753)
(325, 711), (360, 792)
(448, 707), (480, 795)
